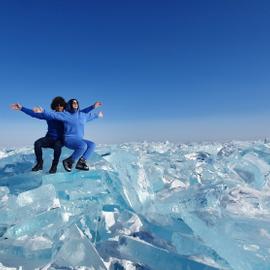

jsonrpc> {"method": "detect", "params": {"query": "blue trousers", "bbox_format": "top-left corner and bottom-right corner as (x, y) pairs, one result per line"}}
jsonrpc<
(64, 138), (95, 162)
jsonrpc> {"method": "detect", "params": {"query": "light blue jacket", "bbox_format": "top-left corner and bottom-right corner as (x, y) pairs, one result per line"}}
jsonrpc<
(21, 105), (98, 140)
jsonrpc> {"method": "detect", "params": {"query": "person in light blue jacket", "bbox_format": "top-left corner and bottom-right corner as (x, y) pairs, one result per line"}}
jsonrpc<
(12, 99), (103, 172)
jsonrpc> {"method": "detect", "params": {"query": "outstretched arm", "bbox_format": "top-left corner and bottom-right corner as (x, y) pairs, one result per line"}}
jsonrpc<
(86, 111), (104, 122)
(80, 101), (102, 113)
(11, 103), (68, 122)
(38, 110), (68, 122)
(10, 103), (46, 120)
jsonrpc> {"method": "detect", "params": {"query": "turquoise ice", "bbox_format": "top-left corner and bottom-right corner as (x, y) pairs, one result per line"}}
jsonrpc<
(0, 141), (270, 269)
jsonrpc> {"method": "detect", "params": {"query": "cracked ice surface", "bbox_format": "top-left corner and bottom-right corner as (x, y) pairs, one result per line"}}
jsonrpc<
(0, 141), (270, 269)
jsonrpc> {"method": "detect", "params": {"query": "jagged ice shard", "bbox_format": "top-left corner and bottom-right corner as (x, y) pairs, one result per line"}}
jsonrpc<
(0, 141), (270, 269)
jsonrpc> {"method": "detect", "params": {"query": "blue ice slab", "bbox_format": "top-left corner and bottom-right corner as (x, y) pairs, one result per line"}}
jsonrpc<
(177, 210), (270, 270)
(172, 232), (230, 269)
(233, 154), (268, 189)
(116, 235), (220, 270)
(0, 173), (42, 194)
(4, 208), (67, 239)
(0, 236), (52, 269)
(51, 224), (106, 269)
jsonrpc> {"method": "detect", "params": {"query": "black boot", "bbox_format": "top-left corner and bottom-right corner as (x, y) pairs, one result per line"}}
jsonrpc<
(32, 160), (43, 171)
(75, 157), (89, 171)
(49, 162), (58, 174)
(62, 157), (73, 172)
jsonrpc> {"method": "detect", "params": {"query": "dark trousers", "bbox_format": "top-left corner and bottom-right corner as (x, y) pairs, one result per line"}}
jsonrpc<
(34, 136), (63, 166)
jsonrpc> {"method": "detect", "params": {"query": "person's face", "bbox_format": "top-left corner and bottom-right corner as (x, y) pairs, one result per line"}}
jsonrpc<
(55, 104), (65, 112)
(72, 100), (78, 110)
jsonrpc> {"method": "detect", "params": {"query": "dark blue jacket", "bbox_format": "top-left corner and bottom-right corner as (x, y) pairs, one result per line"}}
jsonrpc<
(21, 107), (64, 141)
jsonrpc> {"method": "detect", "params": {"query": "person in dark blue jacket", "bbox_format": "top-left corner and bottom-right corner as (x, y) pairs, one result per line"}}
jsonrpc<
(11, 96), (66, 173)
(12, 99), (103, 172)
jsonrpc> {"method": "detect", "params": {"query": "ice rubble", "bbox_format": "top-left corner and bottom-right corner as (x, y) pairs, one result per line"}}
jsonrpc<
(0, 141), (270, 269)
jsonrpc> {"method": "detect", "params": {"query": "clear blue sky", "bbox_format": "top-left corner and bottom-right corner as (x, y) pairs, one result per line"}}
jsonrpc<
(1, 0), (270, 147)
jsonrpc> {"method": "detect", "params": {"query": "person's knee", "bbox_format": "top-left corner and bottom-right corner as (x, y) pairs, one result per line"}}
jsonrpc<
(34, 139), (42, 147)
(88, 141), (95, 150)
(54, 140), (63, 149)
(85, 140), (95, 150)
(78, 142), (87, 152)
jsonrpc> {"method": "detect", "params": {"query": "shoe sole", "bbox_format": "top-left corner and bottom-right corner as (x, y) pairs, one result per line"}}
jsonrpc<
(75, 167), (89, 171)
